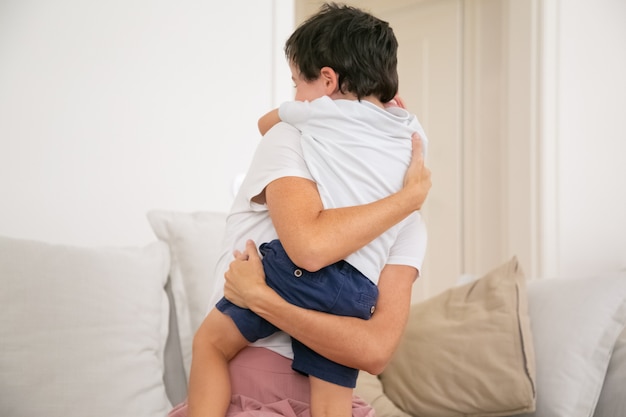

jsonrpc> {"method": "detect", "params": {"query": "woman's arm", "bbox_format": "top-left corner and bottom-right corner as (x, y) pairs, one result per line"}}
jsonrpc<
(222, 134), (429, 372)
(263, 134), (430, 271)
(225, 240), (416, 374)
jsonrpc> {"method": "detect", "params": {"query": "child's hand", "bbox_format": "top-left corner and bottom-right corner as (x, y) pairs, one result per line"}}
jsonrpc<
(384, 94), (407, 109)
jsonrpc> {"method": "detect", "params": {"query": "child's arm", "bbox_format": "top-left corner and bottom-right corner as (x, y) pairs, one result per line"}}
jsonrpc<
(258, 108), (281, 136)
(384, 94), (407, 109)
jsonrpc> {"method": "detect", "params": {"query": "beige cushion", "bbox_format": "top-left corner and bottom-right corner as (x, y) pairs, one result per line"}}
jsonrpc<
(379, 257), (536, 417)
(0, 235), (172, 417)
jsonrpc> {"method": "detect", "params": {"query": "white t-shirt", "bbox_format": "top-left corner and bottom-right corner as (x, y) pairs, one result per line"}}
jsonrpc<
(209, 108), (427, 358)
(280, 96), (428, 282)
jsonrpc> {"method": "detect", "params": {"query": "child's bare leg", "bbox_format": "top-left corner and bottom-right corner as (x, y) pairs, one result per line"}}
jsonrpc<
(309, 376), (353, 417)
(188, 308), (249, 417)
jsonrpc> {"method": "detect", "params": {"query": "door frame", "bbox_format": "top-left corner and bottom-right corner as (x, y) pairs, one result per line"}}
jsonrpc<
(294, 0), (547, 280)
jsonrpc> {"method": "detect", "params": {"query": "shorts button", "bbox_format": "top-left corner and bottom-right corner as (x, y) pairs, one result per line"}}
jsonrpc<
(294, 269), (303, 278)
(370, 305), (376, 314)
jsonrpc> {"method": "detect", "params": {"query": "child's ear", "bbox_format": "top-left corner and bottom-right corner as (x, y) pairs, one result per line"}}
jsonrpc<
(320, 66), (339, 94)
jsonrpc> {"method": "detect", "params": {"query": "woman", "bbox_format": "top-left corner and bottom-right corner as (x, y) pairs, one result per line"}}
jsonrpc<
(169, 124), (430, 416)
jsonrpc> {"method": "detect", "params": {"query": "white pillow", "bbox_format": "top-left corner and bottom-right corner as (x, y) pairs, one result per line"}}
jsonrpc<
(0, 235), (171, 417)
(593, 326), (626, 417)
(517, 273), (626, 417)
(147, 210), (227, 379)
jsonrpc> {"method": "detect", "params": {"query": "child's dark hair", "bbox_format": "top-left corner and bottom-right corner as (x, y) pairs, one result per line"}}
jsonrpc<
(285, 3), (398, 103)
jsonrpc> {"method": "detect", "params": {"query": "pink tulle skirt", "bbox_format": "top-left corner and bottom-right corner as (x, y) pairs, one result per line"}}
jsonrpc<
(168, 346), (374, 417)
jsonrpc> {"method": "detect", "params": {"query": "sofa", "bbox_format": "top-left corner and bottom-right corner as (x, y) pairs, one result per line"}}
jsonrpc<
(1, 210), (625, 417)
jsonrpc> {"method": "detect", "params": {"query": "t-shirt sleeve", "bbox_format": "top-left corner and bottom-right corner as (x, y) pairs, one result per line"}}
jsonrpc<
(278, 100), (312, 129)
(240, 122), (314, 209)
(386, 212), (428, 275)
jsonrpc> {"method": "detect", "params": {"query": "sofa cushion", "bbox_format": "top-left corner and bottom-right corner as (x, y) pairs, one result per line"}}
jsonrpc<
(147, 210), (227, 379)
(362, 267), (626, 417)
(0, 235), (171, 417)
(378, 256), (536, 417)
(516, 272), (626, 417)
(593, 326), (626, 417)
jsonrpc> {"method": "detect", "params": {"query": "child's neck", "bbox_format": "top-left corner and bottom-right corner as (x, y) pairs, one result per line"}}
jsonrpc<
(329, 91), (384, 109)
(361, 96), (385, 109)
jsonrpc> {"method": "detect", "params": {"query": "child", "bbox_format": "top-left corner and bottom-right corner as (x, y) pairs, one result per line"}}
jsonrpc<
(188, 4), (428, 417)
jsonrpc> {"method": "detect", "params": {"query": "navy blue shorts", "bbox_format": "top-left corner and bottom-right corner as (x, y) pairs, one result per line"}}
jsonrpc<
(216, 239), (378, 388)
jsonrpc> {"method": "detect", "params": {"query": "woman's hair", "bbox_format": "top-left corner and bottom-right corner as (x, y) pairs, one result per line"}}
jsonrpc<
(285, 2), (399, 103)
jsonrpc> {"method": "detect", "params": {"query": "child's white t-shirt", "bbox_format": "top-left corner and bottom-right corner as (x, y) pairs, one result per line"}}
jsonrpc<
(279, 96), (428, 283)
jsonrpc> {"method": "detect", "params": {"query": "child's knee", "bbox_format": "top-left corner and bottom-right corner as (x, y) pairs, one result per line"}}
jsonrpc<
(193, 309), (248, 361)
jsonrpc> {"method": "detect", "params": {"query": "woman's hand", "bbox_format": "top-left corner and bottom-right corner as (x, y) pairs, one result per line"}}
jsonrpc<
(384, 93), (431, 210)
(223, 240), (268, 309)
(403, 132), (431, 211)
(383, 92), (430, 195)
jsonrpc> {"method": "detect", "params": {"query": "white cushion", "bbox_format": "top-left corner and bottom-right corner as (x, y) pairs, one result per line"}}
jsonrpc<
(593, 326), (626, 417)
(147, 210), (227, 379)
(0, 235), (172, 417)
(517, 273), (626, 417)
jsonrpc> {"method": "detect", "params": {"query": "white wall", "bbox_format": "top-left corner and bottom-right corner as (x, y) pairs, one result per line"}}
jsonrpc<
(541, 0), (626, 277)
(0, 0), (294, 246)
(2, 0), (623, 282)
